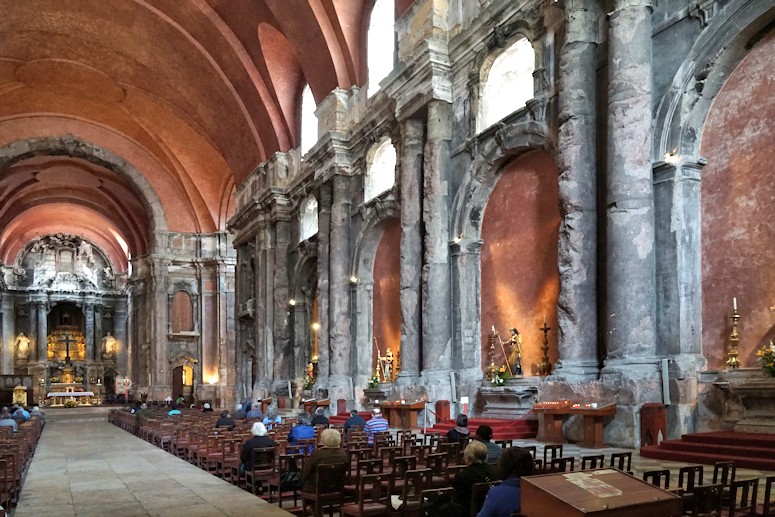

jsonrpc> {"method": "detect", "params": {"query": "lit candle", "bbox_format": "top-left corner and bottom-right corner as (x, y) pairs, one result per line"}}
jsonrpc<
(733, 297), (737, 311)
(491, 325), (496, 333)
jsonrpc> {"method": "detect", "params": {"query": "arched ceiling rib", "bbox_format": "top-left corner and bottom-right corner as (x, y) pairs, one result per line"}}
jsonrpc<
(0, 0), (374, 261)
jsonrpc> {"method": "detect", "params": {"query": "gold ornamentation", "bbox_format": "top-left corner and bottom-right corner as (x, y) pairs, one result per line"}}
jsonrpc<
(726, 305), (741, 369)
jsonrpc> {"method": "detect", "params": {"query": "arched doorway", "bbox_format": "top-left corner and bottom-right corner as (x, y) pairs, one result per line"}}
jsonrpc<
(172, 365), (194, 404)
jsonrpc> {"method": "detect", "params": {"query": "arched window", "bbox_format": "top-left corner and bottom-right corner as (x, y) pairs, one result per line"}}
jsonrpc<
(478, 37), (535, 132)
(299, 195), (319, 242)
(300, 84), (317, 156)
(367, 0), (395, 97)
(364, 138), (396, 202)
(171, 290), (194, 333)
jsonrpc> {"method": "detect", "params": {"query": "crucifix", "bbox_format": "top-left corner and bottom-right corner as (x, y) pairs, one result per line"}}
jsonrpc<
(58, 333), (75, 364)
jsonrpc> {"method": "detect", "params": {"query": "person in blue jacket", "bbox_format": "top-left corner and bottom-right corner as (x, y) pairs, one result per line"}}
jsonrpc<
(477, 446), (534, 517)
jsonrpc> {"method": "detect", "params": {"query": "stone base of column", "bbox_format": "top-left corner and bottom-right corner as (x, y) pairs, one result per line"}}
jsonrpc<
(600, 359), (663, 448)
(327, 375), (356, 414)
(551, 359), (600, 382)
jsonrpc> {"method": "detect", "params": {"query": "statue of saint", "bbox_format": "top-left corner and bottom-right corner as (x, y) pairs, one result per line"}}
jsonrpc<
(15, 332), (30, 360)
(382, 348), (395, 382)
(306, 361), (315, 379)
(102, 332), (117, 358)
(505, 328), (523, 376)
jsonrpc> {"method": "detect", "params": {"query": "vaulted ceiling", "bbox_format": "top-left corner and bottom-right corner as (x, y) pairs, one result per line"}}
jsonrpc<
(0, 0), (406, 269)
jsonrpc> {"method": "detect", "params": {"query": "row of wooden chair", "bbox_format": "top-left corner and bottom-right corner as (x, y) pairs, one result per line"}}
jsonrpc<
(0, 417), (43, 512)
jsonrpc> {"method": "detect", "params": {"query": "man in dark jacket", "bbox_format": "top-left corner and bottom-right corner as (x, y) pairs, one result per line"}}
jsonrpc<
(343, 409), (366, 436)
(240, 422), (276, 474)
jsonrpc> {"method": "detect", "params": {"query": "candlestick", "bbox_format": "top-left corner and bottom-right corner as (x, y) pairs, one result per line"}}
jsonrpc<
(726, 308), (741, 369)
(537, 321), (553, 376)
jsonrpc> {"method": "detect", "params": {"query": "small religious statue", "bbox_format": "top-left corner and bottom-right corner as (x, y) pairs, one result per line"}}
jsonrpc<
(15, 332), (30, 360)
(306, 361), (315, 379)
(382, 348), (395, 382)
(101, 332), (117, 359)
(501, 328), (523, 376)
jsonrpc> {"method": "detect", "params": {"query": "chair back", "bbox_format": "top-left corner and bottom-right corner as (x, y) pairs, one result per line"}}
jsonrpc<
(357, 473), (392, 510)
(686, 483), (723, 516)
(471, 480), (501, 517)
(543, 444), (562, 466)
(581, 454), (605, 470)
(712, 461), (736, 485)
(762, 476), (775, 517)
(679, 465), (705, 492)
(420, 487), (457, 517)
(642, 469), (670, 488)
(315, 462), (349, 494)
(726, 477), (758, 517)
(609, 452), (632, 472)
(250, 446), (276, 472)
(550, 456), (575, 473)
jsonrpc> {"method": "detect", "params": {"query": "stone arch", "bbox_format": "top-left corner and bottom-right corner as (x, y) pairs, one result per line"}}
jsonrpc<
(289, 248), (319, 381)
(450, 127), (555, 378)
(653, 1), (775, 159)
(351, 200), (400, 384)
(364, 136), (397, 203)
(0, 136), (168, 250)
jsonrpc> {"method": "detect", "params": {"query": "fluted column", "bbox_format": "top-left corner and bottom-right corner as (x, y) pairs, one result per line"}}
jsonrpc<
(35, 301), (47, 362)
(555, 0), (601, 380)
(398, 119), (424, 380)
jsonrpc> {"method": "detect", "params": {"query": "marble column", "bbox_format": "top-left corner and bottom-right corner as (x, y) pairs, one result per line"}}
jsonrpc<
(0, 296), (13, 374)
(114, 298), (129, 375)
(316, 184), (332, 381)
(84, 302), (95, 361)
(422, 101), (453, 387)
(555, 0), (601, 380)
(94, 305), (104, 360)
(36, 300), (47, 363)
(329, 174), (352, 383)
(398, 118), (424, 380)
(602, 0), (660, 447)
(273, 213), (291, 381)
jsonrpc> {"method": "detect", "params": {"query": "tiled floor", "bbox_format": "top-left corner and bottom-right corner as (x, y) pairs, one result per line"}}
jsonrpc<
(12, 409), (292, 517)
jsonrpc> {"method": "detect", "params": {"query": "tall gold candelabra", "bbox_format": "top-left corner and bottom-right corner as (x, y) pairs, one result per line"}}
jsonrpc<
(537, 320), (553, 376)
(726, 308), (741, 369)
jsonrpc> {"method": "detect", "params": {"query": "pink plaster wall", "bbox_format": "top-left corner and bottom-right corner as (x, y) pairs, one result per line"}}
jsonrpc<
(480, 150), (560, 376)
(701, 32), (775, 369)
(372, 219), (402, 374)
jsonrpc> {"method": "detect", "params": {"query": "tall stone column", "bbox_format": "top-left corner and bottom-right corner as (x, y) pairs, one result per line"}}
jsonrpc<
(316, 184), (332, 381)
(329, 175), (352, 386)
(421, 101), (453, 394)
(35, 300), (47, 363)
(555, 0), (601, 380)
(398, 118), (424, 381)
(602, 0), (660, 447)
(0, 296), (13, 374)
(114, 298), (129, 375)
(273, 213), (291, 382)
(94, 305), (104, 359)
(84, 302), (95, 361)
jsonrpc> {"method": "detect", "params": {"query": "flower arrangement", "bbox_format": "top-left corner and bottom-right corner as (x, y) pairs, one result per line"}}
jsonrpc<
(64, 400), (78, 408)
(490, 365), (510, 386)
(367, 372), (381, 389)
(757, 341), (775, 377)
(302, 374), (316, 390)
(50, 377), (60, 383)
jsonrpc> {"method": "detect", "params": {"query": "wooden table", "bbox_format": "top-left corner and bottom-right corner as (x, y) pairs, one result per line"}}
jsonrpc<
(568, 403), (617, 448)
(531, 400), (572, 442)
(378, 401), (425, 429)
(302, 398), (330, 414)
(521, 468), (682, 516)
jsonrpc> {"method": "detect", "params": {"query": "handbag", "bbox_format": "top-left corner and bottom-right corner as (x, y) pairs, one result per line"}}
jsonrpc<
(279, 470), (302, 489)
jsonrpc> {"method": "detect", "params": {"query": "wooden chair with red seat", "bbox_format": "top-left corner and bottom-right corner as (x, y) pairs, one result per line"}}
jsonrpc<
(245, 446), (277, 495)
(301, 462), (349, 517)
(723, 477), (758, 517)
(345, 458), (382, 499)
(391, 455), (418, 491)
(341, 472), (393, 517)
(436, 441), (461, 466)
(424, 452), (449, 489)
(379, 445), (402, 473)
(685, 483), (724, 517)
(218, 437), (242, 482)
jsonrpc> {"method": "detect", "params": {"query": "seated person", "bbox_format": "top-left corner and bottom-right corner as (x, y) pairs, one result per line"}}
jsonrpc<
(232, 403), (247, 420)
(311, 407), (329, 426)
(0, 407), (18, 432)
(288, 412), (315, 448)
(215, 410), (235, 430)
(452, 440), (499, 517)
(477, 447), (534, 517)
(202, 402), (214, 412)
(301, 428), (348, 494)
(12, 405), (30, 422)
(343, 409), (366, 436)
(445, 414), (471, 443)
(240, 422), (276, 474)
(262, 404), (282, 427)
(474, 425), (501, 465)
(363, 408), (388, 445)
(246, 404), (263, 420)
(167, 408), (181, 416)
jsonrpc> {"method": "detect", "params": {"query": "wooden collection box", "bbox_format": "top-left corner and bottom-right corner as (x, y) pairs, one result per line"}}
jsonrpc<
(521, 468), (682, 517)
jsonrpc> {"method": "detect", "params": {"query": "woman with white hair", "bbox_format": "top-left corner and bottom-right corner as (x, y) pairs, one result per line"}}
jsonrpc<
(240, 421), (276, 474)
(301, 429), (348, 493)
(262, 404), (282, 427)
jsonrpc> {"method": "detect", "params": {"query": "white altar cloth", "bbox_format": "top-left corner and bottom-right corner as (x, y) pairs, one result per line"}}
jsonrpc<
(47, 391), (95, 397)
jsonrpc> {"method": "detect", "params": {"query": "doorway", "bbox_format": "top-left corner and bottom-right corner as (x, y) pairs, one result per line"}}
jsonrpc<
(172, 365), (194, 404)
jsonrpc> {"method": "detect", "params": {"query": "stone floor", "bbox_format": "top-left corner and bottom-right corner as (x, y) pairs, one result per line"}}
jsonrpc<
(11, 408), (291, 517)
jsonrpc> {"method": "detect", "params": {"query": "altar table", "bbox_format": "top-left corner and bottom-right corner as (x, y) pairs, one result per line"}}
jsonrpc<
(531, 400), (572, 442)
(378, 401), (425, 429)
(47, 391), (95, 406)
(569, 402), (617, 448)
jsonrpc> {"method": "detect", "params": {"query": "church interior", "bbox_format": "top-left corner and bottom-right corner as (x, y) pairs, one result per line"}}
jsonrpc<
(1, 0), (775, 513)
